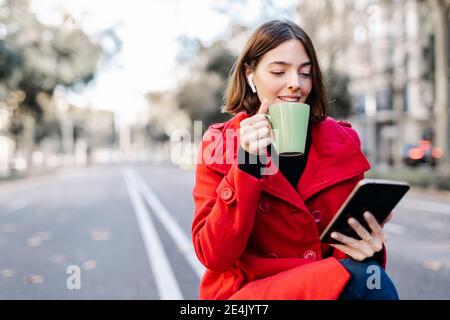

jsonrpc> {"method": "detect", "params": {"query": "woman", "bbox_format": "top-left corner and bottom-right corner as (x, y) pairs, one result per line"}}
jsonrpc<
(192, 19), (399, 300)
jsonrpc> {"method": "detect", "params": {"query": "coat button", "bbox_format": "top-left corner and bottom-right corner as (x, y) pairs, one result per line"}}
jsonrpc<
(312, 210), (323, 223)
(267, 253), (279, 258)
(258, 200), (270, 213)
(220, 187), (234, 201)
(303, 250), (317, 260)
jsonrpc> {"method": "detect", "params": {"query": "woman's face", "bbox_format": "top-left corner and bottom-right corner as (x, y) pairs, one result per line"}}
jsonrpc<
(248, 39), (313, 106)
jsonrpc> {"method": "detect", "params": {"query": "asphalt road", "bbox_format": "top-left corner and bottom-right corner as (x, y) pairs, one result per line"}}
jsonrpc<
(0, 163), (449, 299)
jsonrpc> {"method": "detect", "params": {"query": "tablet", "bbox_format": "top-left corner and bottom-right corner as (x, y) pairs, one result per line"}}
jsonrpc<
(320, 179), (410, 243)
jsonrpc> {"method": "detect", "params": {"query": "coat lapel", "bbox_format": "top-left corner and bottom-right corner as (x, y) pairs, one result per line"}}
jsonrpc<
(297, 118), (371, 202)
(262, 159), (307, 210)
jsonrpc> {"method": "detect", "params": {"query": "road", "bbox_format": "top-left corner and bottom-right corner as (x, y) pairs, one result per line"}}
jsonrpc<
(0, 163), (449, 299)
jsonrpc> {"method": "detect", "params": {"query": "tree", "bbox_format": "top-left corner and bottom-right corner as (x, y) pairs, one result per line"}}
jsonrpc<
(176, 73), (229, 131)
(297, 0), (356, 70)
(0, 40), (22, 81)
(430, 0), (450, 177)
(176, 40), (235, 131)
(326, 68), (352, 119)
(0, 0), (103, 172)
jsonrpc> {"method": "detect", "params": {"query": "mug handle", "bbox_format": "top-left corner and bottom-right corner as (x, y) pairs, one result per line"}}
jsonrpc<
(263, 114), (272, 127)
(263, 114), (275, 150)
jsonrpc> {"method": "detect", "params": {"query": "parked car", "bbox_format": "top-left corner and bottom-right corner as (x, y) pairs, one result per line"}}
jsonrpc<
(403, 140), (442, 167)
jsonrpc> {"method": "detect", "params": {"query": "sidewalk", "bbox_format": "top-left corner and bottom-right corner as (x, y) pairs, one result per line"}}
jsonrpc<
(0, 166), (63, 197)
(0, 164), (93, 197)
(408, 186), (450, 203)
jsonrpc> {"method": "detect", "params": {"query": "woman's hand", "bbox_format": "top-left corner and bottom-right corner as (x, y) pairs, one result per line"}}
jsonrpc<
(329, 211), (391, 261)
(239, 99), (272, 155)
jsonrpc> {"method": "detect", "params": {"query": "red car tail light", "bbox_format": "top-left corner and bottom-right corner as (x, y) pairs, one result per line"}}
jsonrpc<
(409, 148), (424, 160)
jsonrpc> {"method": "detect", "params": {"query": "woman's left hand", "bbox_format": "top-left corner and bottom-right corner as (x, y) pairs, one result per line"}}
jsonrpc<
(329, 211), (391, 261)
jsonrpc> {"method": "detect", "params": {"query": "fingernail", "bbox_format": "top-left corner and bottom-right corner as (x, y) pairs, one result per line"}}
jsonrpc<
(364, 212), (371, 218)
(331, 233), (337, 238)
(348, 218), (356, 224)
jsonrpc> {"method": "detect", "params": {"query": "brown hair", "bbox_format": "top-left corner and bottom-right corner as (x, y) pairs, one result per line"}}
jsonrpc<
(222, 19), (329, 124)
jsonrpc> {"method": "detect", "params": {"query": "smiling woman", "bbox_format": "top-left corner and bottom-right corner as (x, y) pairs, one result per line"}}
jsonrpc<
(222, 20), (328, 124)
(192, 19), (399, 300)
(248, 40), (313, 106)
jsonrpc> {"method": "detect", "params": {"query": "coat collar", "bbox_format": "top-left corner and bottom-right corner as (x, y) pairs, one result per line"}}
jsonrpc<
(203, 112), (370, 209)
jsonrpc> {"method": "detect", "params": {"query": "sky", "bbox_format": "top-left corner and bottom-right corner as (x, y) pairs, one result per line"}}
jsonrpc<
(30, 0), (298, 122)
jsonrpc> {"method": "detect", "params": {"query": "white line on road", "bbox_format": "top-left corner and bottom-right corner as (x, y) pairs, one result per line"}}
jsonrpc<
(123, 169), (183, 300)
(129, 168), (205, 279)
(399, 199), (450, 216)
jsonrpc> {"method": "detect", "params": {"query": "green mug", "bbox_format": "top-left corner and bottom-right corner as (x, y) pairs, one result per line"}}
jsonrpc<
(264, 102), (310, 156)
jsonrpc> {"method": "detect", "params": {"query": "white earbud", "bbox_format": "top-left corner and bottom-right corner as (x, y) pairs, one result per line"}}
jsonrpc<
(247, 74), (257, 93)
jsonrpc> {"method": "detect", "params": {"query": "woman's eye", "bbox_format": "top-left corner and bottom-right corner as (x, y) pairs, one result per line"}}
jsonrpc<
(270, 71), (285, 76)
(299, 73), (311, 78)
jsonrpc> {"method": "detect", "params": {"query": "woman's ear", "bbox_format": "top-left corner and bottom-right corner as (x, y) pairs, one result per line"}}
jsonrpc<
(247, 74), (257, 93)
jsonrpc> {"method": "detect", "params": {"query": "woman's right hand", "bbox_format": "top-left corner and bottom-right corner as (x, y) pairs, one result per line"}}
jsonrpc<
(239, 99), (272, 155)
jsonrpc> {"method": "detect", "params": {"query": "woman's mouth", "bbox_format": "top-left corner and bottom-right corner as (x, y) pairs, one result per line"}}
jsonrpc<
(278, 96), (301, 102)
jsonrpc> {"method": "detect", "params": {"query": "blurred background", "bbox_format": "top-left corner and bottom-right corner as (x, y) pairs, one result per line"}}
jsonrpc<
(0, 0), (449, 299)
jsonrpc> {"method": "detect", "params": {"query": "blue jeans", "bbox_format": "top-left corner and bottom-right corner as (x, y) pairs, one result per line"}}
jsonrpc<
(338, 259), (399, 300)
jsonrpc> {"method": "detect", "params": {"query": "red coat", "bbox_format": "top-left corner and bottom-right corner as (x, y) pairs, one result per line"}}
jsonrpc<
(192, 112), (386, 300)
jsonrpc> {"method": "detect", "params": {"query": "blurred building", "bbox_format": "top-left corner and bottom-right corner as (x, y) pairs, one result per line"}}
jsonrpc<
(297, 0), (443, 167)
(144, 91), (191, 162)
(69, 106), (116, 164)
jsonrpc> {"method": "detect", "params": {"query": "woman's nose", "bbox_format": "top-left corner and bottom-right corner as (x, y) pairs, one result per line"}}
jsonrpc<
(287, 72), (301, 90)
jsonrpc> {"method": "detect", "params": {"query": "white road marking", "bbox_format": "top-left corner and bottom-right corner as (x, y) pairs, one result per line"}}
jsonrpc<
(384, 223), (406, 235)
(399, 199), (450, 216)
(123, 169), (183, 300)
(128, 168), (205, 279)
